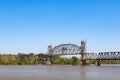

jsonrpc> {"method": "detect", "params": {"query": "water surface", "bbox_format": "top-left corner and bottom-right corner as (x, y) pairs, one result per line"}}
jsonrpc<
(0, 64), (120, 80)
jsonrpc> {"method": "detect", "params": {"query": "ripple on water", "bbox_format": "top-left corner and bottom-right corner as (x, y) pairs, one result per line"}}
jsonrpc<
(0, 65), (120, 80)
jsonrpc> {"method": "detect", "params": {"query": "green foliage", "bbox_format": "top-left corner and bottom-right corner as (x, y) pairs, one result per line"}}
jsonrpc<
(0, 53), (38, 65)
(72, 56), (78, 62)
(72, 56), (78, 65)
(51, 55), (73, 65)
(0, 53), (120, 65)
(100, 60), (120, 64)
(1, 54), (9, 65)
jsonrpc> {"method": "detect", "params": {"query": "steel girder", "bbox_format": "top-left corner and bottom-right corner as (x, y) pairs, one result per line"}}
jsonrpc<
(52, 44), (81, 55)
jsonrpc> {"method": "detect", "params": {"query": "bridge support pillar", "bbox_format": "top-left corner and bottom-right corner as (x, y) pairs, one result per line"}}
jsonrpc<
(80, 57), (90, 65)
(80, 59), (89, 65)
(95, 59), (101, 66)
(46, 55), (52, 65)
(47, 45), (53, 65)
(80, 41), (89, 65)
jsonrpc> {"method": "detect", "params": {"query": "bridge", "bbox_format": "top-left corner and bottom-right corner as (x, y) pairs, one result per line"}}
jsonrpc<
(47, 40), (120, 66)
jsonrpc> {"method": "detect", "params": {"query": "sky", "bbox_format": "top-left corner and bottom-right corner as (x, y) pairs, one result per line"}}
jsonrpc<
(0, 0), (120, 54)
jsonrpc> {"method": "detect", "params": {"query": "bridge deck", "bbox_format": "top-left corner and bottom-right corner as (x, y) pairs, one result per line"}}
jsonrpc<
(51, 52), (120, 60)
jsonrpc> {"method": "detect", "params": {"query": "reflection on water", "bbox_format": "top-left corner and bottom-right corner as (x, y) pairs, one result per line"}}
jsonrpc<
(0, 64), (120, 80)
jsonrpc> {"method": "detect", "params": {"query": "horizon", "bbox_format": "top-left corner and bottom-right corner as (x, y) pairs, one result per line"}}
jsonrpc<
(0, 0), (120, 54)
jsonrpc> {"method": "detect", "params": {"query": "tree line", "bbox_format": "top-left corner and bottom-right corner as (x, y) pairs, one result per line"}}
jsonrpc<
(0, 53), (38, 65)
(0, 53), (120, 65)
(0, 53), (79, 65)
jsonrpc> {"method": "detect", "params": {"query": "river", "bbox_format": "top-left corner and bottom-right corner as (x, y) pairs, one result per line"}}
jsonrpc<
(0, 64), (120, 80)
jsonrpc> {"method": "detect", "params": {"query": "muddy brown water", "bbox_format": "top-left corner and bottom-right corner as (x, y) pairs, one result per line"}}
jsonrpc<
(0, 64), (120, 80)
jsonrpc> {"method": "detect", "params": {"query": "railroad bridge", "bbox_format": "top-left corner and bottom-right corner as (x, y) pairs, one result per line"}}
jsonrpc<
(47, 41), (120, 66)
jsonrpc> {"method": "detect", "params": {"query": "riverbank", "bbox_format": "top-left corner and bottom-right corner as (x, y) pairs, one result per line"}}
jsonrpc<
(0, 53), (120, 65)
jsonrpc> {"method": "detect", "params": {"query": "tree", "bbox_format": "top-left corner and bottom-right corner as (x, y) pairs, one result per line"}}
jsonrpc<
(9, 54), (17, 65)
(28, 53), (38, 64)
(1, 54), (9, 65)
(72, 56), (78, 65)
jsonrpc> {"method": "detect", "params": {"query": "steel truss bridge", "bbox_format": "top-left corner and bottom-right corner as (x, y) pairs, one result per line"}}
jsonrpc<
(48, 41), (120, 60)
(97, 52), (120, 60)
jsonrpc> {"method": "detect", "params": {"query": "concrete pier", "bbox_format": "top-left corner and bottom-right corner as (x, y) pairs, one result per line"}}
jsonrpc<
(95, 59), (101, 66)
(80, 59), (89, 65)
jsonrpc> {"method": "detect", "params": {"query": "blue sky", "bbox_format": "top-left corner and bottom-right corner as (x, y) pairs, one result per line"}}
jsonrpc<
(0, 0), (120, 54)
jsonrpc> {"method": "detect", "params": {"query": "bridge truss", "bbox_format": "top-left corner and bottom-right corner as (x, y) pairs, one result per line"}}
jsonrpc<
(97, 52), (120, 60)
(48, 42), (120, 60)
